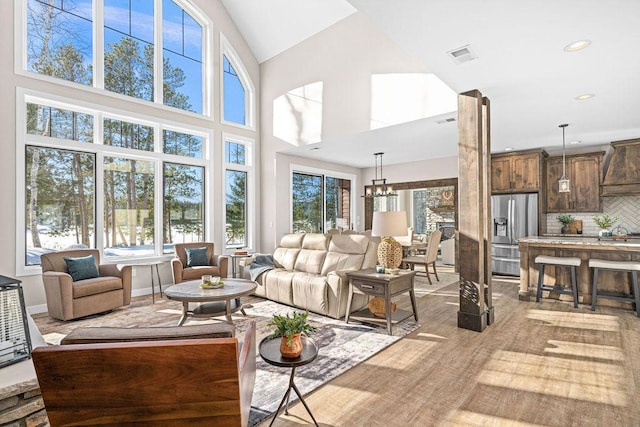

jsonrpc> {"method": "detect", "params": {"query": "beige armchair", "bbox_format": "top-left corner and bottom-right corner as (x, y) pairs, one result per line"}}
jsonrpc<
(171, 242), (229, 283)
(40, 249), (132, 321)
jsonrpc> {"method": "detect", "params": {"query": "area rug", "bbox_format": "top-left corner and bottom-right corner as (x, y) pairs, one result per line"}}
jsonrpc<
(31, 293), (426, 426)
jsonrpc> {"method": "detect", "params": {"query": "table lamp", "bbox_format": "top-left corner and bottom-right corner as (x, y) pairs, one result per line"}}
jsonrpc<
(371, 211), (408, 269)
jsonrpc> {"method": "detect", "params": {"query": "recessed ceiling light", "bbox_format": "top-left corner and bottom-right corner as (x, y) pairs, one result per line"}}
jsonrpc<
(575, 93), (595, 101)
(564, 39), (591, 52)
(570, 140), (581, 145)
(504, 147), (513, 151)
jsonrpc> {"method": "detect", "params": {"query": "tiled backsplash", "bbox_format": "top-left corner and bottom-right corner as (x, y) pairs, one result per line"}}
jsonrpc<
(544, 195), (640, 235)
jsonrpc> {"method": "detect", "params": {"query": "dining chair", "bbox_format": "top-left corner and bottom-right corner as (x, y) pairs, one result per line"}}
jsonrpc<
(402, 230), (442, 285)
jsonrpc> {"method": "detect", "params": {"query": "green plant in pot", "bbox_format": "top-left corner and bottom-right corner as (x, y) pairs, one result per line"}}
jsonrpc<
(556, 214), (576, 234)
(593, 213), (618, 237)
(268, 311), (316, 358)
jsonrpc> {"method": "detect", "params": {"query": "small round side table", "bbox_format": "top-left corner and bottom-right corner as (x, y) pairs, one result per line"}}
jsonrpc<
(259, 336), (319, 427)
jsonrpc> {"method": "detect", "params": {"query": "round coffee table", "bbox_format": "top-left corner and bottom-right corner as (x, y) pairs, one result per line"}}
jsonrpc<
(164, 278), (257, 325)
(259, 336), (319, 427)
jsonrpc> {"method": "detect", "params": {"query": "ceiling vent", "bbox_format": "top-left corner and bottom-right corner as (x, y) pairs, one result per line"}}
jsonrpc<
(436, 117), (456, 124)
(447, 45), (477, 64)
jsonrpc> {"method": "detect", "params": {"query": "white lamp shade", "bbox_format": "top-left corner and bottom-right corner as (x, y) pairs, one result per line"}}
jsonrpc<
(372, 211), (408, 237)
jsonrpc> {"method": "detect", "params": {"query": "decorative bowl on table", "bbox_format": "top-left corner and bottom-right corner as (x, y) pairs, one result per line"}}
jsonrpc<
(200, 281), (224, 289)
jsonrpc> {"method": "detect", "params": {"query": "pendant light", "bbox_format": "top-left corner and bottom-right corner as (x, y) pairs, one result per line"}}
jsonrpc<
(558, 124), (570, 193)
(362, 152), (398, 198)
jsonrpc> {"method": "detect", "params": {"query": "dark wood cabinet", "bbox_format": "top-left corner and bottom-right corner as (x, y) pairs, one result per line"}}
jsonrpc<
(601, 138), (640, 196)
(491, 150), (546, 193)
(545, 152), (604, 213)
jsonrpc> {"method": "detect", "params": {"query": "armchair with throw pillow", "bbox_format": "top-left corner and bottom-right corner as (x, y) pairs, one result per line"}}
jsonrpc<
(40, 249), (132, 321)
(171, 242), (229, 283)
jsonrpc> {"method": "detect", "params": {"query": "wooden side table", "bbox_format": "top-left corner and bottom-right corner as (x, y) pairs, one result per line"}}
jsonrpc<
(259, 336), (319, 427)
(345, 269), (418, 335)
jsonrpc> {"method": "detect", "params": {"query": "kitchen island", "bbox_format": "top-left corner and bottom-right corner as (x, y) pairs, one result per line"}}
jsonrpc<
(518, 236), (640, 309)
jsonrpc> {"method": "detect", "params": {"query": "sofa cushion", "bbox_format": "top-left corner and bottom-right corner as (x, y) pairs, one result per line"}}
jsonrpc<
(263, 269), (295, 305)
(185, 247), (209, 267)
(279, 233), (305, 248)
(61, 323), (235, 345)
(292, 272), (329, 315)
(72, 276), (123, 298)
(321, 253), (365, 276)
(294, 249), (327, 274)
(302, 233), (330, 250)
(328, 234), (369, 254)
(273, 247), (300, 271)
(320, 235), (369, 275)
(64, 255), (99, 282)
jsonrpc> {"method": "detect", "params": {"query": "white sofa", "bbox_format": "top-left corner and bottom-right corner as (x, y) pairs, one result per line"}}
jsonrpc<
(241, 233), (377, 319)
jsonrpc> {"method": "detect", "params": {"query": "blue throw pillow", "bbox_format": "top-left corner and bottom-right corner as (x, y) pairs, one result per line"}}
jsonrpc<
(185, 247), (209, 267)
(64, 255), (99, 282)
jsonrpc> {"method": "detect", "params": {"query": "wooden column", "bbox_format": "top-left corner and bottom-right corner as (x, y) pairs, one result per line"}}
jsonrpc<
(457, 90), (493, 332)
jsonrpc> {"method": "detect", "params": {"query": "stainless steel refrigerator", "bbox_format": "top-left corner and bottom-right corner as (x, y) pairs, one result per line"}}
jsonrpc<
(491, 193), (538, 276)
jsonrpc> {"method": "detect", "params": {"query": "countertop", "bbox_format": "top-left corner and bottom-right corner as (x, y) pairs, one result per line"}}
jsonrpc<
(519, 235), (640, 247)
(542, 233), (599, 238)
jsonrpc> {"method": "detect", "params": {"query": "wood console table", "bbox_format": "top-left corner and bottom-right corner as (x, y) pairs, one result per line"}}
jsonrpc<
(518, 237), (640, 308)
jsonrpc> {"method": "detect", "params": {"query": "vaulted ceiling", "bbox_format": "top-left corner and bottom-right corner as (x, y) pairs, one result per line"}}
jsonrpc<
(222, 0), (640, 167)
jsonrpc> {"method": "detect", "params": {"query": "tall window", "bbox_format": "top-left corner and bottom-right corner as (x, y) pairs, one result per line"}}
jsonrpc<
(325, 177), (351, 230)
(291, 171), (352, 233)
(20, 93), (209, 268)
(224, 137), (253, 249)
(221, 35), (253, 127)
(223, 55), (245, 125)
(163, 163), (204, 253)
(162, 0), (203, 113)
(25, 0), (207, 115)
(103, 0), (154, 102)
(27, 0), (94, 86)
(103, 157), (155, 256)
(25, 145), (95, 265)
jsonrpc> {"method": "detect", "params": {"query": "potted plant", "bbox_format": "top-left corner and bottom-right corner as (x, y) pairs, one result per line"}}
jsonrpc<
(592, 213), (618, 237)
(268, 311), (316, 358)
(556, 214), (576, 234)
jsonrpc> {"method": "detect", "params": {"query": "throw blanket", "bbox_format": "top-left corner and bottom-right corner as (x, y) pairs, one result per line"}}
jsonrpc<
(249, 254), (275, 281)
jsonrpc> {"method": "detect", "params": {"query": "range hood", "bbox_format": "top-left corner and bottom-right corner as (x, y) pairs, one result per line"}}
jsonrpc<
(601, 138), (640, 196)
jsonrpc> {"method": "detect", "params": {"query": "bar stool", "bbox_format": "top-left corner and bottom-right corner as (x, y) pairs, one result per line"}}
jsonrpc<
(589, 259), (640, 317)
(535, 255), (581, 308)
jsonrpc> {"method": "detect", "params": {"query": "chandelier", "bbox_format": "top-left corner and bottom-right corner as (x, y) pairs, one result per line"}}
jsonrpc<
(558, 124), (570, 193)
(362, 152), (398, 198)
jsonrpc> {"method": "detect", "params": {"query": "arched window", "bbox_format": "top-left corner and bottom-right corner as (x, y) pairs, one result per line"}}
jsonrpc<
(25, 0), (209, 115)
(220, 34), (254, 128)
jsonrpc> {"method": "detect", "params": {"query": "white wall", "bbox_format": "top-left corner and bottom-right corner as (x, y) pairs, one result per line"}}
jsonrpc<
(259, 12), (434, 251)
(0, 0), (259, 311)
(361, 155), (458, 184)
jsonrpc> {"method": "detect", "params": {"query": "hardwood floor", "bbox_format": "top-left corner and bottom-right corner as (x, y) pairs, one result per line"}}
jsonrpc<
(259, 271), (640, 426)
